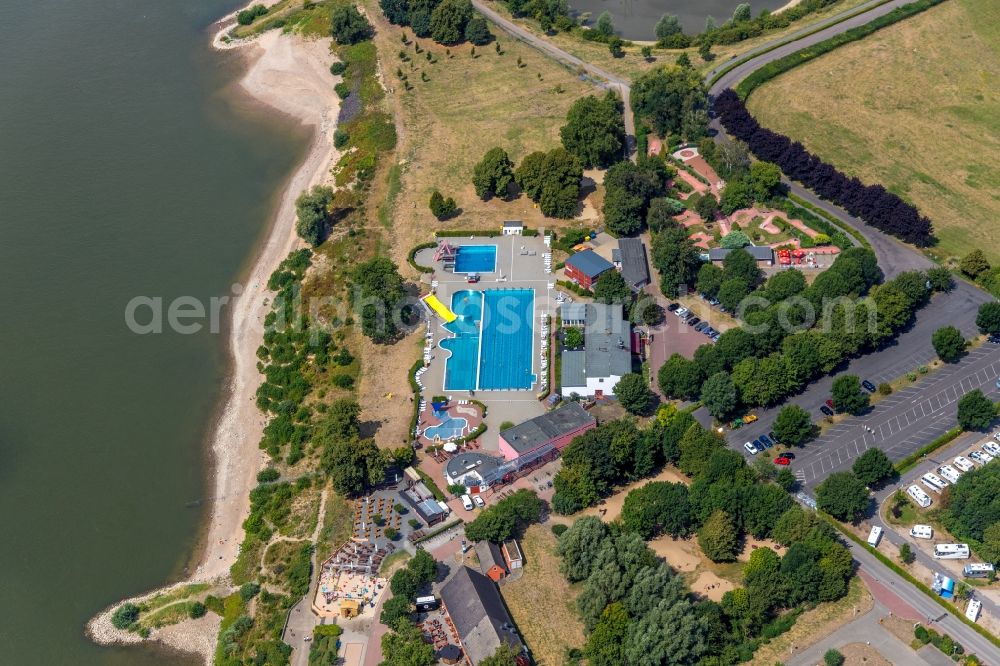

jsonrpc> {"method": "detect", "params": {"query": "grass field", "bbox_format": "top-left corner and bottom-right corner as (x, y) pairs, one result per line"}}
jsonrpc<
(747, 0), (1000, 263)
(501, 524), (585, 665)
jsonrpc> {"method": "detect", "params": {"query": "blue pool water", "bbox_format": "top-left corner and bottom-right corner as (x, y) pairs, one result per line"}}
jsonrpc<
(439, 289), (535, 391)
(424, 417), (469, 441)
(479, 289), (535, 390)
(454, 245), (497, 273)
(440, 291), (482, 391)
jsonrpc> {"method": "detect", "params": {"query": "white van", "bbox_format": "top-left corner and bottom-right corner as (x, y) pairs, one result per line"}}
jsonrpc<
(867, 526), (884, 547)
(461, 494), (473, 511)
(910, 524), (933, 539)
(907, 485), (932, 508)
(954, 456), (975, 472)
(937, 465), (962, 484)
(984, 441), (1000, 457)
(966, 598), (982, 623)
(921, 473), (949, 494)
(934, 543), (971, 559)
(963, 563), (995, 578)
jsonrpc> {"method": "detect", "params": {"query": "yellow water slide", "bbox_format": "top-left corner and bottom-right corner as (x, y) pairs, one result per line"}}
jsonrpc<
(422, 294), (457, 323)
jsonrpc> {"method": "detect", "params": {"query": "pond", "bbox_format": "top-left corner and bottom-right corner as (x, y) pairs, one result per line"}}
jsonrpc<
(570, 0), (792, 39)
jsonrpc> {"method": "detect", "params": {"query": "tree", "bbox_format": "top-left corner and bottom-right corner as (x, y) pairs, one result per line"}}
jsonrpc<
(428, 189), (457, 220)
(472, 147), (514, 199)
(563, 327), (584, 348)
(464, 15), (492, 44)
(608, 36), (624, 58)
(380, 595), (412, 626)
(295, 185), (336, 246)
(899, 542), (915, 565)
(514, 148), (582, 218)
(743, 484), (794, 538)
(957, 389), (995, 431)
(631, 66), (708, 137)
(852, 448), (895, 488)
(657, 353), (703, 400)
(603, 160), (665, 236)
(651, 221), (700, 297)
(701, 371), (737, 419)
(977, 302), (1000, 335)
(777, 467), (796, 491)
(350, 257), (406, 343)
(824, 649), (845, 666)
(732, 2), (752, 22)
(694, 192), (718, 220)
(932, 325), (965, 362)
(698, 510), (739, 562)
(717, 277), (749, 313)
(816, 471), (869, 522)
(748, 161), (782, 201)
(380, 0), (410, 25)
(719, 178), (753, 214)
(430, 0), (472, 44)
(595, 11), (614, 37)
(698, 41), (713, 62)
(831, 374), (869, 415)
(620, 481), (691, 538)
(927, 267), (954, 292)
(464, 489), (543, 542)
(960, 249), (990, 278)
(381, 620), (435, 666)
(720, 230), (751, 249)
(585, 602), (630, 666)
(714, 140), (751, 180)
(330, 5), (374, 45)
(654, 14), (682, 42)
(640, 45), (652, 60)
(676, 52), (691, 68)
(560, 92), (626, 168)
(614, 373), (655, 415)
(556, 516), (609, 582)
(594, 268), (630, 304)
(111, 603), (140, 629)
(696, 263), (724, 298)
(722, 247), (762, 287)
(479, 644), (521, 666)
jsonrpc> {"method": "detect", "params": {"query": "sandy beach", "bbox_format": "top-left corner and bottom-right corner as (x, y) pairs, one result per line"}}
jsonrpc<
(87, 21), (342, 664)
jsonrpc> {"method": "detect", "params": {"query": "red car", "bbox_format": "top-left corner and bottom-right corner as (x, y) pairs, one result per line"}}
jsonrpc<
(774, 456), (791, 466)
(467, 274), (480, 283)
(825, 399), (836, 411)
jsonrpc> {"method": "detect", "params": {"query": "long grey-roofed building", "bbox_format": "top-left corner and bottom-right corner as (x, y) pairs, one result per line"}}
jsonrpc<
(708, 246), (774, 266)
(617, 238), (650, 290)
(439, 566), (526, 665)
(497, 401), (595, 461)
(560, 303), (632, 399)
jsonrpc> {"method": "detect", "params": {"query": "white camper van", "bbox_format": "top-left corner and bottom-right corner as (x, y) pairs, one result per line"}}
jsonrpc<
(937, 465), (962, 484)
(934, 543), (971, 560)
(953, 456), (975, 472)
(461, 494), (473, 511)
(963, 563), (995, 578)
(909, 524), (933, 539)
(907, 485), (932, 508)
(921, 473), (949, 494)
(867, 526), (883, 547)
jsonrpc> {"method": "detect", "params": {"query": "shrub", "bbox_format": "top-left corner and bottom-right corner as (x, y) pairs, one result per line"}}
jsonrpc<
(330, 5), (374, 45)
(428, 189), (458, 220)
(334, 81), (351, 99)
(256, 468), (280, 483)
(189, 602), (207, 619)
(334, 128), (350, 148)
(329, 61), (347, 76)
(878, 382), (892, 395)
(239, 582), (261, 602)
(385, 527), (398, 540)
(552, 523), (568, 537)
(408, 518), (421, 529)
(237, 5), (268, 25)
(823, 649), (845, 666)
(111, 603), (140, 630)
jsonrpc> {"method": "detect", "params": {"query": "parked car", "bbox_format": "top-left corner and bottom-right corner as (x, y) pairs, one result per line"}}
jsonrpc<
(743, 414), (758, 424)
(989, 334), (1000, 344)
(680, 311), (693, 321)
(694, 322), (708, 332)
(984, 441), (1000, 457)
(675, 307), (688, 317)
(755, 436), (772, 450)
(780, 451), (795, 460)
(825, 399), (836, 411)
(709, 298), (720, 306)
(768, 431), (779, 444)
(820, 405), (834, 417)
(703, 327), (716, 336)
(472, 495), (485, 508)
(969, 451), (990, 465)
(687, 317), (701, 327)
(461, 494), (473, 510)
(978, 449), (996, 463)
(758, 434), (773, 448)
(667, 302), (679, 312)
(862, 380), (876, 393)
(774, 456), (791, 466)
(744, 441), (760, 455)
(993, 430), (1000, 442)
(711, 334), (721, 342)
(466, 274), (480, 283)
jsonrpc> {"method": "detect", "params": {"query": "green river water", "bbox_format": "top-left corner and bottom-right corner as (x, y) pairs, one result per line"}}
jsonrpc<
(0, 1), (310, 663)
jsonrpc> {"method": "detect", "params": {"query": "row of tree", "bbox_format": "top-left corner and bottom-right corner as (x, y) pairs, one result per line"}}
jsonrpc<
(379, 0), (492, 45)
(472, 146), (583, 217)
(714, 89), (933, 246)
(940, 461), (1000, 565)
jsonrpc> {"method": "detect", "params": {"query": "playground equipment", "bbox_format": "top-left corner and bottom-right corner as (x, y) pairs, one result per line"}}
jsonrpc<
(421, 294), (457, 323)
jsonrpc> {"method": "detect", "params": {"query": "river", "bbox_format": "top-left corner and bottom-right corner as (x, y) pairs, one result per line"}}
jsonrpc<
(570, 0), (789, 38)
(0, 0), (309, 663)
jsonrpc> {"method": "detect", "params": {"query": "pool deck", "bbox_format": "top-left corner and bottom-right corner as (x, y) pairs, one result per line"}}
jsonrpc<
(418, 234), (560, 452)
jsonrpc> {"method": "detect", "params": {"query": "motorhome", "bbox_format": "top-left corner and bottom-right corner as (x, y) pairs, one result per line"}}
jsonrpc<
(415, 595), (440, 612)
(867, 526), (883, 547)
(963, 563), (995, 578)
(921, 473), (949, 494)
(937, 465), (962, 484)
(461, 494), (473, 511)
(907, 485), (932, 508)
(910, 524), (933, 539)
(953, 456), (975, 472)
(966, 598), (982, 622)
(984, 441), (1000, 457)
(934, 543), (971, 560)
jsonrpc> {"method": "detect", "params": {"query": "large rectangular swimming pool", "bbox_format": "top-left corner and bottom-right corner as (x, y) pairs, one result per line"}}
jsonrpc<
(439, 289), (534, 391)
(454, 245), (497, 274)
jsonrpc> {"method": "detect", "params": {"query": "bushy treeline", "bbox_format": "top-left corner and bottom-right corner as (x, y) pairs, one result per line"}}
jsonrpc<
(464, 489), (544, 542)
(379, 0), (493, 45)
(379, 550), (439, 666)
(941, 462), (1000, 564)
(472, 145), (583, 218)
(702, 0), (840, 45)
(556, 497), (853, 664)
(714, 89), (933, 246)
(659, 248), (945, 412)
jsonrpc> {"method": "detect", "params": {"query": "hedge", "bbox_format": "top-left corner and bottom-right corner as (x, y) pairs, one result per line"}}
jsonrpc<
(408, 357), (424, 438)
(821, 512), (1000, 651)
(786, 193), (871, 250)
(735, 0), (947, 98)
(556, 279), (594, 297)
(895, 426), (962, 475)
(407, 241), (436, 273)
(415, 467), (446, 502)
(436, 227), (537, 238)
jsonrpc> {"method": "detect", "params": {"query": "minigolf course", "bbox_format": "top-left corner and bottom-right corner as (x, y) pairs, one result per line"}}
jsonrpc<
(422, 293), (457, 323)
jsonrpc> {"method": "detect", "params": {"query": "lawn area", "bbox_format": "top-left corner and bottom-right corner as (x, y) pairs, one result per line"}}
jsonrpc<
(746, 0), (1000, 263)
(501, 524), (586, 665)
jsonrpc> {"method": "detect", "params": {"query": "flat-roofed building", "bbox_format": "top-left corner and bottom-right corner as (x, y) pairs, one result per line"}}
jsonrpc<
(497, 402), (595, 462)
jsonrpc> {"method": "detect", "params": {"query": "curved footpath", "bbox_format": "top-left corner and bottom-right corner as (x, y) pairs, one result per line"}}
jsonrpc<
(473, 1), (1000, 660)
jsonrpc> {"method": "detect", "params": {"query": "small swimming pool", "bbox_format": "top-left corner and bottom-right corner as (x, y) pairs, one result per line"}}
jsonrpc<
(454, 245), (497, 273)
(424, 416), (468, 441)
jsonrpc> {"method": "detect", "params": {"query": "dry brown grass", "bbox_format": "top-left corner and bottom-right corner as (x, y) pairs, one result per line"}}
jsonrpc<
(747, 0), (1000, 263)
(501, 524), (586, 666)
(749, 575), (874, 665)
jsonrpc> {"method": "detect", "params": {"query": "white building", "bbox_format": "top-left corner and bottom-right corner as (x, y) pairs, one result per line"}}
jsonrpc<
(560, 303), (632, 399)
